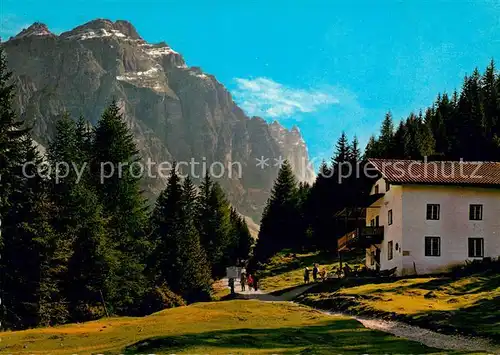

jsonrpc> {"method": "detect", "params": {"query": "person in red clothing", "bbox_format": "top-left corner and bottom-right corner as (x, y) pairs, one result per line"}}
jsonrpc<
(247, 274), (254, 291)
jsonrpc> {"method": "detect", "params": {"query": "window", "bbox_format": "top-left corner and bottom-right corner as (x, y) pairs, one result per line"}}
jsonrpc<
(386, 181), (391, 192)
(425, 237), (441, 256)
(388, 241), (393, 260)
(469, 204), (483, 220)
(375, 215), (380, 226)
(388, 210), (393, 225)
(468, 238), (484, 257)
(426, 204), (440, 220)
(374, 184), (379, 194)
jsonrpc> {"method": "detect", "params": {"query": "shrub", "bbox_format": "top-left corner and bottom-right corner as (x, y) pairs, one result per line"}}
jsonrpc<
(71, 302), (107, 322)
(451, 257), (500, 277)
(139, 283), (186, 315)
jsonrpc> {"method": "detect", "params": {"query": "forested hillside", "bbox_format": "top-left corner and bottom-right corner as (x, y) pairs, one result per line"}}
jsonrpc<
(254, 60), (499, 263)
(0, 49), (253, 330)
(366, 61), (500, 161)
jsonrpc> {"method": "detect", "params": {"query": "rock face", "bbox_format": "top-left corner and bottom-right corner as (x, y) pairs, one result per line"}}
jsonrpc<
(269, 121), (315, 183)
(1, 19), (315, 223)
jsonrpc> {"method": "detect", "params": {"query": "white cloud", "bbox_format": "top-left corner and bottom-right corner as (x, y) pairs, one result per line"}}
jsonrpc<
(231, 77), (340, 118)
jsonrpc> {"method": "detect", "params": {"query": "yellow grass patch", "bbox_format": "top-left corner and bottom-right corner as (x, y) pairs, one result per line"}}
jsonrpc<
(0, 300), (442, 354)
(335, 275), (499, 315)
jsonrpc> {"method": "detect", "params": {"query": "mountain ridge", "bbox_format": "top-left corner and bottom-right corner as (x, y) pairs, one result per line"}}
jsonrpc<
(1, 19), (315, 224)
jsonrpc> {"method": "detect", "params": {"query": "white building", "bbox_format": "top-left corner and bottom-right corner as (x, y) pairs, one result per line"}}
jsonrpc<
(338, 159), (500, 276)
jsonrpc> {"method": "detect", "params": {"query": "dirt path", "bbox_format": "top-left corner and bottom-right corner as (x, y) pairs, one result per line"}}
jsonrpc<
(222, 279), (500, 353)
(321, 310), (500, 354)
(222, 278), (315, 301)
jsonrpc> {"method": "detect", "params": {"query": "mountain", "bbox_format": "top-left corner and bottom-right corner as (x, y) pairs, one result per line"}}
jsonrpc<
(0, 19), (315, 223)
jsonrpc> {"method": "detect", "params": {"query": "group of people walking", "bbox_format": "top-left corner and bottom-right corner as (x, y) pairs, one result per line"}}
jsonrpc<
(228, 269), (259, 294)
(303, 263), (326, 283)
(240, 271), (258, 292)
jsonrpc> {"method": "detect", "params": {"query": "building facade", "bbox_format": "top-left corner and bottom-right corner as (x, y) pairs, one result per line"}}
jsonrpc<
(339, 159), (500, 276)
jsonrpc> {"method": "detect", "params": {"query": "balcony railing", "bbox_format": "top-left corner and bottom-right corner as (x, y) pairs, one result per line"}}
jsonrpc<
(338, 226), (384, 251)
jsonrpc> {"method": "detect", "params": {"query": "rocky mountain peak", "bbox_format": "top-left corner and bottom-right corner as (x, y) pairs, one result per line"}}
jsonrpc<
(268, 120), (314, 183)
(60, 18), (143, 41)
(113, 20), (142, 39)
(2, 17), (315, 224)
(14, 22), (54, 39)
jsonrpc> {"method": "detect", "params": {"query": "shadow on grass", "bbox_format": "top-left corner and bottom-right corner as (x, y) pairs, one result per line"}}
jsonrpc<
(123, 320), (447, 354)
(269, 285), (302, 297)
(299, 276), (500, 344)
(369, 272), (500, 296)
(306, 273), (500, 298)
(408, 295), (500, 343)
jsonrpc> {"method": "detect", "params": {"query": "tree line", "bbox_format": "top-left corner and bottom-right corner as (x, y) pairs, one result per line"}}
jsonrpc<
(366, 60), (500, 161)
(0, 50), (253, 330)
(253, 59), (499, 264)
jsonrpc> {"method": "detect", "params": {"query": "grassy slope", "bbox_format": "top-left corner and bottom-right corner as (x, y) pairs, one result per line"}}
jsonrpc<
(299, 273), (500, 342)
(257, 251), (363, 293)
(0, 300), (450, 355)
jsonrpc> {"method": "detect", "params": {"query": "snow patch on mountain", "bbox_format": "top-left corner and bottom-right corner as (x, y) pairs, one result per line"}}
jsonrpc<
(117, 66), (161, 80)
(116, 65), (166, 91)
(189, 71), (209, 80)
(66, 28), (128, 40)
(143, 45), (180, 57)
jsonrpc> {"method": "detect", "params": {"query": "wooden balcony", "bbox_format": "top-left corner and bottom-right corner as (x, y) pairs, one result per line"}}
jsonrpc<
(338, 226), (384, 251)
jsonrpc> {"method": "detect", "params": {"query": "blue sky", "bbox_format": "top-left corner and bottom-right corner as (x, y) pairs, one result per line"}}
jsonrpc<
(1, 0), (499, 165)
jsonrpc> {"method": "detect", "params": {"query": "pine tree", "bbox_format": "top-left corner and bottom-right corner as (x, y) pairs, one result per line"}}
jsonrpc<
(228, 207), (254, 264)
(151, 167), (211, 302)
(364, 135), (380, 159)
(197, 173), (232, 277)
(0, 48), (29, 230)
(64, 186), (111, 322)
(295, 182), (312, 250)
(416, 111), (435, 158)
(91, 100), (148, 242)
(150, 162), (183, 290)
(44, 113), (111, 322)
(333, 131), (350, 163)
(208, 182), (232, 276)
(392, 121), (406, 158)
(429, 94), (452, 156)
(179, 176), (212, 302)
(75, 115), (93, 174)
(403, 113), (420, 158)
(379, 112), (395, 157)
(306, 161), (333, 250)
(90, 100), (149, 315)
(348, 136), (361, 163)
(0, 50), (69, 329)
(2, 135), (70, 328)
(254, 160), (298, 262)
(455, 70), (486, 160)
(47, 114), (82, 236)
(482, 59), (500, 159)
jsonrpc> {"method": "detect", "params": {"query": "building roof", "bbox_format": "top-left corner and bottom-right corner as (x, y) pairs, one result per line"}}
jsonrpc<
(368, 159), (500, 187)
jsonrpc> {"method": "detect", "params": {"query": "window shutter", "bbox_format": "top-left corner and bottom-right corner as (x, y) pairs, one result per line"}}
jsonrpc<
(468, 238), (474, 257)
(425, 238), (431, 256)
